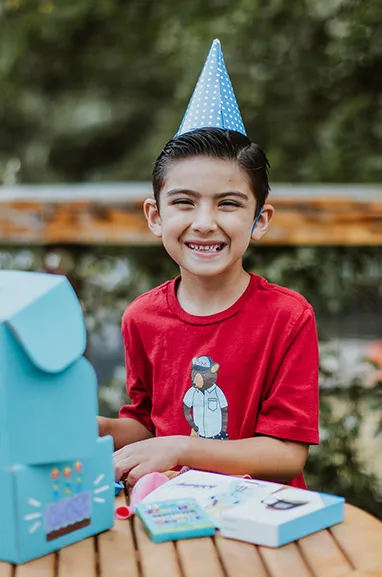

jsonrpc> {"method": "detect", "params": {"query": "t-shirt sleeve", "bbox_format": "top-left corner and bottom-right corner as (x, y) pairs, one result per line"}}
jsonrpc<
(118, 314), (155, 434)
(255, 307), (319, 445)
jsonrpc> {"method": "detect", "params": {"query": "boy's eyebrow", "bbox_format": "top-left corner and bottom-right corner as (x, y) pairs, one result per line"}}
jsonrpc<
(166, 188), (249, 200)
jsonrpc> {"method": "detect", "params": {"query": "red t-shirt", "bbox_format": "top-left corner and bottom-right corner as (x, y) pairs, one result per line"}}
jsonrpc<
(120, 273), (319, 489)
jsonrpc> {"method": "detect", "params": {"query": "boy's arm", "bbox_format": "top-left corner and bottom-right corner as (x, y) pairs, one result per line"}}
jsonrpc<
(113, 433), (308, 485)
(180, 434), (308, 480)
(98, 416), (153, 451)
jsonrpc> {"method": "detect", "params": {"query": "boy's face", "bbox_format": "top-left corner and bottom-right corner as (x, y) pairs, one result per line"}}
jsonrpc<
(144, 157), (272, 279)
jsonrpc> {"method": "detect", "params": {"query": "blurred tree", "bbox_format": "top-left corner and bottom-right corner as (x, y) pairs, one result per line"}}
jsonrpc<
(305, 383), (382, 519)
(0, 0), (183, 181)
(0, 0), (381, 184)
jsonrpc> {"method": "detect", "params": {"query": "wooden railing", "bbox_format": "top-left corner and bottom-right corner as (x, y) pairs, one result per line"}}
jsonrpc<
(0, 183), (381, 245)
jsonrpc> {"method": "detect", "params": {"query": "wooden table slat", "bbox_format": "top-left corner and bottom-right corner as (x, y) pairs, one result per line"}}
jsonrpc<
(259, 542), (314, 577)
(57, 538), (96, 577)
(215, 534), (269, 577)
(330, 505), (382, 573)
(297, 529), (352, 577)
(1, 500), (382, 576)
(133, 517), (182, 577)
(14, 554), (55, 577)
(176, 538), (225, 577)
(0, 562), (13, 577)
(98, 496), (140, 577)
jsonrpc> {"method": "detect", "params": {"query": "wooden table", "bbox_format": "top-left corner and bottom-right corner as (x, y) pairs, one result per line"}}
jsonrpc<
(2, 495), (382, 577)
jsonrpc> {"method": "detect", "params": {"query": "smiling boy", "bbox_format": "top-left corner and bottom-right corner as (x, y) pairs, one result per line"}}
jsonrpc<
(98, 40), (319, 488)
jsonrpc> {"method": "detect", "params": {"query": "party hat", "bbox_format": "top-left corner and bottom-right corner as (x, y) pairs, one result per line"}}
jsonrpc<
(175, 39), (246, 137)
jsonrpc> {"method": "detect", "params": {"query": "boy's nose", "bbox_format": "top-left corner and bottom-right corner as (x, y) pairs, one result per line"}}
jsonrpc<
(190, 207), (218, 233)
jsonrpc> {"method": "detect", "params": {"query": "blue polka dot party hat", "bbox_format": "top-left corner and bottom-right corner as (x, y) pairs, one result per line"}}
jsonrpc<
(175, 39), (246, 137)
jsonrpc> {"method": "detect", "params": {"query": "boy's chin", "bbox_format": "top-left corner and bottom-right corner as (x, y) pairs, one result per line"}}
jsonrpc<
(178, 262), (236, 279)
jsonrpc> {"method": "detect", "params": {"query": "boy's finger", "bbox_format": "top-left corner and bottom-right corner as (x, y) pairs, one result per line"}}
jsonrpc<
(114, 455), (138, 481)
(113, 446), (136, 466)
(126, 463), (151, 487)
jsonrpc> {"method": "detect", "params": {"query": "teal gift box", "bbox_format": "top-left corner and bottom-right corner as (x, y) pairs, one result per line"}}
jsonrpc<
(0, 271), (114, 564)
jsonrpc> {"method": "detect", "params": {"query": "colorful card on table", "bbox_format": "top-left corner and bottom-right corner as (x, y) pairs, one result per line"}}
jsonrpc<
(134, 498), (216, 543)
(140, 470), (345, 547)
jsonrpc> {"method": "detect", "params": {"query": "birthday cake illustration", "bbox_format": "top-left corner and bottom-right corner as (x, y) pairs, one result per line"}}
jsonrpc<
(0, 271), (115, 564)
(42, 463), (92, 541)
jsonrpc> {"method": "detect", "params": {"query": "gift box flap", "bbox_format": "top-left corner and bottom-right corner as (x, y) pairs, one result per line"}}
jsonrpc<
(0, 271), (86, 373)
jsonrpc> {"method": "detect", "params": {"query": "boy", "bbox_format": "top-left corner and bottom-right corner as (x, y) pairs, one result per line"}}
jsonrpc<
(98, 40), (319, 488)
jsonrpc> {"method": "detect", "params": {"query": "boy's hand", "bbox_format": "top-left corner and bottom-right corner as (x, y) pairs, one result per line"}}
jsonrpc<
(113, 436), (188, 486)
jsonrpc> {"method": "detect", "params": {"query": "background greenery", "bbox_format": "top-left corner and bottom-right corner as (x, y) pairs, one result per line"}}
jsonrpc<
(0, 0), (381, 517)
(1, 0), (382, 184)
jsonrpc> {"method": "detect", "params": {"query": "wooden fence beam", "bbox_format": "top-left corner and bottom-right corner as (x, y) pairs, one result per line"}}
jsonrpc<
(0, 183), (381, 246)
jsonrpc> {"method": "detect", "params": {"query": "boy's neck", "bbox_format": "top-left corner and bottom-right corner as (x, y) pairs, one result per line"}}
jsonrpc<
(176, 266), (251, 316)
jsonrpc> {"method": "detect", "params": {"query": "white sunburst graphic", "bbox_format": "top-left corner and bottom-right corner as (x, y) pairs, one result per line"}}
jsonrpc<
(24, 499), (42, 534)
(93, 473), (110, 504)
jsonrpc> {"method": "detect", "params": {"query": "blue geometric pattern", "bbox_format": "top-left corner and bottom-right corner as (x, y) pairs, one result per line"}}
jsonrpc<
(175, 39), (246, 137)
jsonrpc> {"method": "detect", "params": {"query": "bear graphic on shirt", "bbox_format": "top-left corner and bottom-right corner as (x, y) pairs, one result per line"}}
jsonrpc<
(182, 355), (229, 440)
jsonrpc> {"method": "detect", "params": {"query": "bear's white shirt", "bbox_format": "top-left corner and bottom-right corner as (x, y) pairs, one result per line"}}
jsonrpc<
(183, 384), (228, 438)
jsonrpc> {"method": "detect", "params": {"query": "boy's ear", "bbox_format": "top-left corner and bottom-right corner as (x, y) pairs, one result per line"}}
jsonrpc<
(251, 203), (274, 241)
(143, 198), (162, 238)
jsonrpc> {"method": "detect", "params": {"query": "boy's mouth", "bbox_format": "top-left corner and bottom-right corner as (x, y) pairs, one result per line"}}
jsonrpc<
(185, 242), (226, 253)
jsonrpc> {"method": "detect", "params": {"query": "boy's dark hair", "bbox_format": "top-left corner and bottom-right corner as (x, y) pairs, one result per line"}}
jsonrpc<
(152, 127), (270, 214)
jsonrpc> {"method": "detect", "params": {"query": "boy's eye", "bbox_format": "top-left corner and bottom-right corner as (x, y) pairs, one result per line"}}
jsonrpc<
(172, 199), (194, 206)
(219, 200), (241, 208)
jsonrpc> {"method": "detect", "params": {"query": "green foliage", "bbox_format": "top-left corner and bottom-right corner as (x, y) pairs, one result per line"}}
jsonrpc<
(244, 245), (382, 320)
(1, 0), (382, 183)
(305, 382), (382, 519)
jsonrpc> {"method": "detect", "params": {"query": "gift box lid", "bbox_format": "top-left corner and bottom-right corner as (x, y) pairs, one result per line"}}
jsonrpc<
(0, 271), (86, 373)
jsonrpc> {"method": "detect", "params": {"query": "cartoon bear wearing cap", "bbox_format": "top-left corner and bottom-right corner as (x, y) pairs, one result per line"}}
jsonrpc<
(182, 356), (229, 440)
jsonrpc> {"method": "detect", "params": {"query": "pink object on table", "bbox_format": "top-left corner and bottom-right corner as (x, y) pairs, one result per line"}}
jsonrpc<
(115, 472), (169, 520)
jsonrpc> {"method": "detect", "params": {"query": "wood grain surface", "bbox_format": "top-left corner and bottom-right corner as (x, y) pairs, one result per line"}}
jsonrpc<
(3, 495), (382, 577)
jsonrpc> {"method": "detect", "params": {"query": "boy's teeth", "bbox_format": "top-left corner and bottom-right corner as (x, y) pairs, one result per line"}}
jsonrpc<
(189, 243), (222, 252)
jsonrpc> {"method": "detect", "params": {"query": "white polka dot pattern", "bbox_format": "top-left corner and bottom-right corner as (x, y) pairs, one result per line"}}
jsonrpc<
(175, 39), (246, 137)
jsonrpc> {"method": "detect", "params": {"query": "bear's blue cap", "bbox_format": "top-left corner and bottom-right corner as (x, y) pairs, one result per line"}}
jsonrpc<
(193, 356), (213, 371)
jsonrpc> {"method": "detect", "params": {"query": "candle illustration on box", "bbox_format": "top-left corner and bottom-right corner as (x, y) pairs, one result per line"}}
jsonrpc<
(63, 467), (72, 496)
(51, 468), (60, 502)
(74, 461), (83, 493)
(0, 271), (115, 564)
